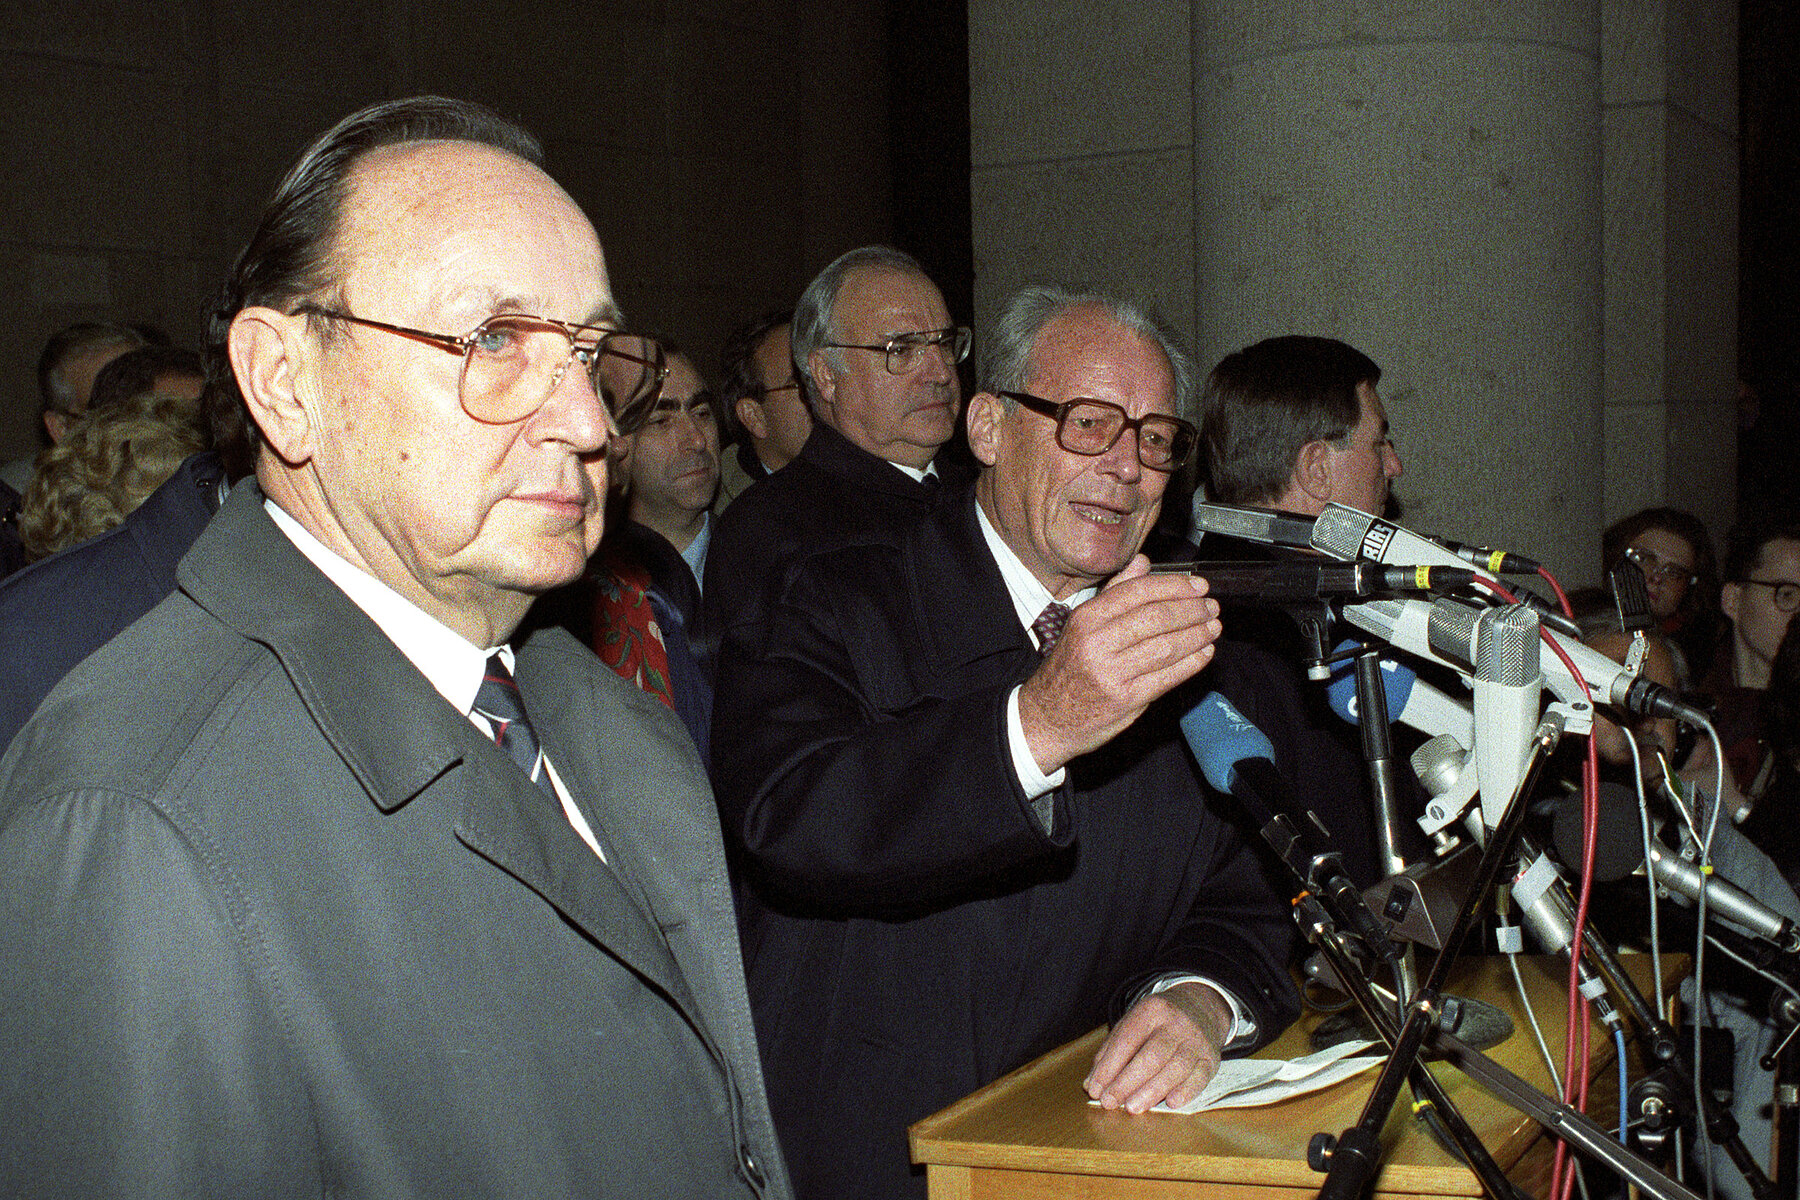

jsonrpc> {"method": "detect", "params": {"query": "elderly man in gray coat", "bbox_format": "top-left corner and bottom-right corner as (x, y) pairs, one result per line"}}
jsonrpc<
(0, 97), (789, 1199)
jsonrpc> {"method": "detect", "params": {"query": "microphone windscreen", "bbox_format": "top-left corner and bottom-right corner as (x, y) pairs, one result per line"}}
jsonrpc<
(1550, 783), (1645, 883)
(1324, 641), (1418, 726)
(1179, 692), (1275, 793)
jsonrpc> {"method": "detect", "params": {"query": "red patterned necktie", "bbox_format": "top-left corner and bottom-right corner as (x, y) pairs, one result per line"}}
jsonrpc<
(1031, 602), (1071, 655)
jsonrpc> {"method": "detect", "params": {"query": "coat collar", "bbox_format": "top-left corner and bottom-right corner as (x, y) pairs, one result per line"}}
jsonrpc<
(178, 483), (472, 813)
(795, 421), (947, 502)
(175, 482), (706, 1011)
(899, 496), (1039, 679)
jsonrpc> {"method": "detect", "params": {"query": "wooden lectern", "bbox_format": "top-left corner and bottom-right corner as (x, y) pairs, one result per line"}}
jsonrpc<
(912, 954), (1680, 1199)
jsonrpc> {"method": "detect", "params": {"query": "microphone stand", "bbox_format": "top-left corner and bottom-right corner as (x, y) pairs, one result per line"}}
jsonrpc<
(1245, 810), (1525, 1200)
(1312, 721), (1703, 1200)
(1574, 894), (1786, 1200)
(1352, 645), (1420, 1004)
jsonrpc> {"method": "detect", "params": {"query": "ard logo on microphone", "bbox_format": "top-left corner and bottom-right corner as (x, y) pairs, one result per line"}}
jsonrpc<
(1360, 524), (1395, 562)
(1203, 693), (1257, 739)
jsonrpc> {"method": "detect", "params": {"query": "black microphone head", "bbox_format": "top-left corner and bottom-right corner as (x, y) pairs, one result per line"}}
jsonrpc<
(1551, 783), (1646, 883)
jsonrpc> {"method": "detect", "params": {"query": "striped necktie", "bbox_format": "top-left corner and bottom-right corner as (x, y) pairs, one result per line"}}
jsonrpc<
(473, 653), (553, 796)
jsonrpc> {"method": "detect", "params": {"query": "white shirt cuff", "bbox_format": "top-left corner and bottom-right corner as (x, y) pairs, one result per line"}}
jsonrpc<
(1147, 975), (1258, 1050)
(1007, 684), (1063, 832)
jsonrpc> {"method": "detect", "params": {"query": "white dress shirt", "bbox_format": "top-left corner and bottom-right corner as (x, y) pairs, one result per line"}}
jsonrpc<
(974, 502), (1253, 1047)
(265, 500), (608, 862)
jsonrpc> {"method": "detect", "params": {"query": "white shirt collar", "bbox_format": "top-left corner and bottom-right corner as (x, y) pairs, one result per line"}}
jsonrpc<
(975, 503), (1098, 645)
(888, 459), (939, 485)
(264, 498), (498, 716)
(680, 510), (713, 591)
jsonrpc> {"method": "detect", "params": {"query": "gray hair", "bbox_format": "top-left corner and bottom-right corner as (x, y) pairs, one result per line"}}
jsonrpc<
(979, 284), (1197, 421)
(790, 245), (930, 414)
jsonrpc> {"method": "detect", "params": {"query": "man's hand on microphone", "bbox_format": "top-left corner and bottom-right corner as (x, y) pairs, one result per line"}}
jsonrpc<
(1017, 556), (1220, 776)
(1084, 981), (1232, 1113)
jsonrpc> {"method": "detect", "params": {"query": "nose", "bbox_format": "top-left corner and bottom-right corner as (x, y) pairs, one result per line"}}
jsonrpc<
(532, 355), (613, 455)
(915, 342), (954, 385)
(1097, 427), (1143, 484)
(674, 408), (707, 452)
(1383, 440), (1403, 480)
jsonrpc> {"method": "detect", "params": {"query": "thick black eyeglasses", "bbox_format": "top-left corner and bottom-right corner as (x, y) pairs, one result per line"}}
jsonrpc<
(824, 326), (971, 375)
(1737, 578), (1800, 613)
(999, 391), (1197, 471)
(296, 306), (667, 427)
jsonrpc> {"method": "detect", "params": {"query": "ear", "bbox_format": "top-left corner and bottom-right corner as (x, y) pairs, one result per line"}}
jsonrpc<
(964, 392), (1006, 468)
(230, 306), (319, 468)
(1721, 580), (1742, 625)
(42, 409), (70, 444)
(734, 394), (768, 441)
(1292, 439), (1333, 505)
(807, 349), (837, 421)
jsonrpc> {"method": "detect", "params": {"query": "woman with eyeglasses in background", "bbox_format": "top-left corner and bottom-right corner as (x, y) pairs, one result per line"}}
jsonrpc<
(1602, 506), (1725, 687)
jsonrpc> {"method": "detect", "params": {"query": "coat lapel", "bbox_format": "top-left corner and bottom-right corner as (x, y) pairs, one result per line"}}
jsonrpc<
(177, 486), (697, 1013)
(905, 499), (1040, 691)
(516, 632), (734, 1035)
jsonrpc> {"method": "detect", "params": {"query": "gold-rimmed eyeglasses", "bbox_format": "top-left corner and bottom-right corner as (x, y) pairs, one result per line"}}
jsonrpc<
(824, 326), (971, 376)
(1000, 391), (1197, 471)
(295, 306), (668, 427)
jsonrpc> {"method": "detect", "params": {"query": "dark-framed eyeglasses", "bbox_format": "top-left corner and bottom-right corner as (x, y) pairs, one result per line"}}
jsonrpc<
(824, 326), (971, 376)
(1624, 546), (1699, 588)
(1736, 577), (1800, 613)
(999, 391), (1197, 472)
(295, 306), (667, 427)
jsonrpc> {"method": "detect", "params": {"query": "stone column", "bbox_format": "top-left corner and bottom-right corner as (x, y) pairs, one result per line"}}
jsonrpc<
(971, 0), (1738, 585)
(1192, 4), (1604, 573)
(1601, 0), (1738, 543)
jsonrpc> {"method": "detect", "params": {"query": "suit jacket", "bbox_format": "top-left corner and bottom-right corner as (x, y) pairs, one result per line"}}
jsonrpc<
(716, 441), (767, 512)
(0, 449), (224, 751)
(709, 497), (1300, 1200)
(702, 422), (970, 658)
(0, 484), (791, 1200)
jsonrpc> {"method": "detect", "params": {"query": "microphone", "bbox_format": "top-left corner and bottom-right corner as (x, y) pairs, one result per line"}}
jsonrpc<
(1324, 645), (1475, 748)
(1551, 786), (1800, 952)
(1311, 504), (1488, 575)
(1312, 506), (1580, 637)
(1181, 692), (1390, 950)
(1196, 500), (1542, 576)
(1341, 597), (1710, 727)
(1504, 844), (1623, 1029)
(1440, 541), (1543, 576)
(1161, 560), (1480, 603)
(1472, 606), (1543, 828)
(1191, 502), (1319, 551)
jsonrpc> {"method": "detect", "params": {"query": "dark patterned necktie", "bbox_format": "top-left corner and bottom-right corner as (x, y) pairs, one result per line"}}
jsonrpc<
(1031, 602), (1071, 655)
(473, 653), (553, 796)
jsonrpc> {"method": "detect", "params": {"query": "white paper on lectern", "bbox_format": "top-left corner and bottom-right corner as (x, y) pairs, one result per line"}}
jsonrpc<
(1126, 1039), (1384, 1114)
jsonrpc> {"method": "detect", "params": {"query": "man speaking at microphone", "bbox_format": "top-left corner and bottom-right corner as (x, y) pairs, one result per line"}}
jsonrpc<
(711, 286), (1300, 1200)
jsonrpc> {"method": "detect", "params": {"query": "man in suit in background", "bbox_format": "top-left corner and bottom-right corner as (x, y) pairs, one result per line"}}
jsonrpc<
(1194, 334), (1408, 886)
(1, 322), (147, 494)
(0, 96), (789, 1199)
(716, 309), (809, 508)
(711, 284), (1299, 1200)
(703, 246), (972, 654)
